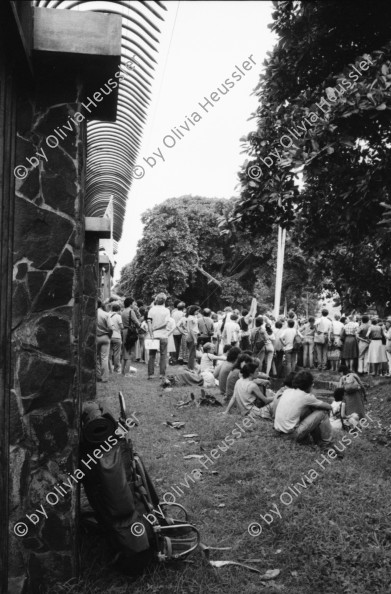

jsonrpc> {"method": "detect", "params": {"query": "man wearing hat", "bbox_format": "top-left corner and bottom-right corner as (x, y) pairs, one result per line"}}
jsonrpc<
(147, 292), (171, 379)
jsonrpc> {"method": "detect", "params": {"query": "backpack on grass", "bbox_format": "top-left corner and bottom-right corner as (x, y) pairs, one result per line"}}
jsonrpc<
(80, 394), (200, 573)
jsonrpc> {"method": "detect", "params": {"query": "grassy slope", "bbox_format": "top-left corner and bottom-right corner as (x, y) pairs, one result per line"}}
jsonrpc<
(55, 365), (391, 594)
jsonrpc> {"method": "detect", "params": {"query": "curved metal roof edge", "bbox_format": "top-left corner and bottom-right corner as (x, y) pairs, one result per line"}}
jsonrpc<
(35, 0), (167, 249)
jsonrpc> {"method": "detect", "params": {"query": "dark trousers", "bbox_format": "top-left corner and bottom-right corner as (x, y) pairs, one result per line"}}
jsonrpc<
(240, 336), (250, 351)
(173, 334), (182, 360)
(275, 350), (284, 377)
(187, 339), (196, 370)
(148, 338), (168, 376)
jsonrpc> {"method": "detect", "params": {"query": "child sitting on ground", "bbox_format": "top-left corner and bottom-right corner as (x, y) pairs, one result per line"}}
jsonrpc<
(215, 344), (231, 369)
(200, 343), (226, 372)
(330, 387), (359, 432)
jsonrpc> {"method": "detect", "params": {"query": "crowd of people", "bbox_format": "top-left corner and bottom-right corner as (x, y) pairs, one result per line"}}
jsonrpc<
(95, 293), (385, 458)
(96, 294), (391, 383)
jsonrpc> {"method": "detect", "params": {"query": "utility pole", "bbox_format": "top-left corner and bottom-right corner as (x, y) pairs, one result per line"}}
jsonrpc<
(273, 224), (286, 319)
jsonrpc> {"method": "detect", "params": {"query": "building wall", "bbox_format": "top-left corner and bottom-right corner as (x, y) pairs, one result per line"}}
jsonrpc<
(0, 34), (18, 594)
(8, 77), (95, 592)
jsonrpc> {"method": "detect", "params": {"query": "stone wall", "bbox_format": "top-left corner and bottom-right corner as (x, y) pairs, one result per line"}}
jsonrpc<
(80, 234), (99, 402)
(9, 82), (92, 592)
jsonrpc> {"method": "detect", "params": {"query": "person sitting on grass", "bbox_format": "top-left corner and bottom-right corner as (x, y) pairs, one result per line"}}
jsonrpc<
(330, 387), (359, 432)
(165, 343), (224, 388)
(225, 353), (254, 402)
(215, 344), (231, 369)
(274, 370), (344, 457)
(214, 346), (241, 399)
(222, 362), (274, 417)
(260, 371), (297, 421)
(338, 364), (367, 419)
(199, 342), (226, 387)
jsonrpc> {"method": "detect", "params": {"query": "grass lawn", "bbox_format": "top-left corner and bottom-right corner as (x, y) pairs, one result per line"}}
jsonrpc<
(55, 364), (391, 594)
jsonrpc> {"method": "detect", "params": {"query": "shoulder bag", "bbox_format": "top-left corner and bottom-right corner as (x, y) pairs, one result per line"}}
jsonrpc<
(125, 312), (139, 350)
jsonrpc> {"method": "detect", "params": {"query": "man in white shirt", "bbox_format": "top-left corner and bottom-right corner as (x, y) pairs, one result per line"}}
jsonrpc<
(97, 300), (114, 383)
(280, 319), (302, 375)
(109, 303), (123, 373)
(222, 314), (241, 347)
(274, 371), (342, 455)
(314, 309), (333, 371)
(332, 314), (344, 340)
(172, 301), (185, 362)
(147, 293), (170, 379)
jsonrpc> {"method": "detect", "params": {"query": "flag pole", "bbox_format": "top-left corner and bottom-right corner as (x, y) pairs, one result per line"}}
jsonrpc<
(273, 225), (286, 319)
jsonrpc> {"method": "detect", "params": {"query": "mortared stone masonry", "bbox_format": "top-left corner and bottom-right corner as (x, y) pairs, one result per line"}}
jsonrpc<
(0, 5), (121, 593)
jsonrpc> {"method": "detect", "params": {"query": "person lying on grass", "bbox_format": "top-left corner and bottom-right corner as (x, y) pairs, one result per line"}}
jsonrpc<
(274, 370), (344, 457)
(167, 342), (225, 388)
(222, 362), (274, 417)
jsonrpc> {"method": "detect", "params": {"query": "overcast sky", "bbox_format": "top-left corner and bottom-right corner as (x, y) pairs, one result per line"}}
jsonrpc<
(115, 0), (276, 279)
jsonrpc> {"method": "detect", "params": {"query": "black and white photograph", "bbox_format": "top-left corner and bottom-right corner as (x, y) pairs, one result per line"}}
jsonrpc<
(1, 1), (391, 592)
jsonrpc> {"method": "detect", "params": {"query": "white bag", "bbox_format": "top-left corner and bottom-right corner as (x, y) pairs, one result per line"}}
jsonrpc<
(145, 338), (160, 351)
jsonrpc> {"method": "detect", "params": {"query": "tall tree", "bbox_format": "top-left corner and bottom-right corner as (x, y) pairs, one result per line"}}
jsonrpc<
(231, 0), (391, 313)
(117, 195), (315, 311)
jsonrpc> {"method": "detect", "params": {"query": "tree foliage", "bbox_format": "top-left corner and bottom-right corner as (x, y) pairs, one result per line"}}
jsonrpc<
(231, 0), (391, 314)
(117, 195), (316, 311)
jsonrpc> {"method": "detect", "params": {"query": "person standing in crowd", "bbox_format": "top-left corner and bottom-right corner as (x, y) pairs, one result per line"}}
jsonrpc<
(109, 302), (123, 374)
(139, 311), (149, 364)
(357, 315), (371, 374)
(197, 308), (215, 347)
(366, 318), (387, 376)
(273, 320), (284, 377)
(378, 320), (389, 376)
(177, 308), (189, 365)
(185, 305), (200, 370)
(302, 316), (315, 369)
(332, 314), (344, 342)
(384, 319), (391, 377)
(147, 292), (171, 380)
(222, 313), (241, 347)
(121, 296), (141, 376)
(280, 319), (302, 375)
(166, 314), (177, 364)
(329, 313), (344, 371)
(263, 322), (275, 377)
(213, 312), (224, 355)
(341, 314), (359, 371)
(287, 310), (299, 329)
(172, 301), (185, 363)
(251, 316), (267, 359)
(314, 309), (333, 371)
(239, 309), (252, 350)
(97, 299), (114, 383)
